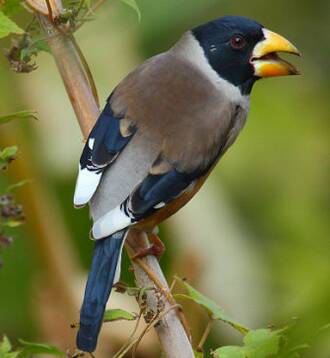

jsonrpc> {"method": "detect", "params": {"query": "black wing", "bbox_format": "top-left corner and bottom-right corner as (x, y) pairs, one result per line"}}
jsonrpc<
(74, 100), (136, 207)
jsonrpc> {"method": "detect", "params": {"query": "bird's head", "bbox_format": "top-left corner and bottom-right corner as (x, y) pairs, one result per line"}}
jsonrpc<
(192, 16), (301, 94)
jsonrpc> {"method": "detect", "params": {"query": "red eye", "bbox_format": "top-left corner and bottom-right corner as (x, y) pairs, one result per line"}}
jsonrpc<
(230, 35), (247, 49)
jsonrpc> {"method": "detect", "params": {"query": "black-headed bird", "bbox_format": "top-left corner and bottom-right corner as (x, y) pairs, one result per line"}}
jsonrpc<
(73, 15), (300, 352)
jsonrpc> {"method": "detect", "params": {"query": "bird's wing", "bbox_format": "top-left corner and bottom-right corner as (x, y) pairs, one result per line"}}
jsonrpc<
(73, 98), (137, 207)
(90, 57), (240, 237)
(73, 52), (242, 237)
(91, 115), (233, 239)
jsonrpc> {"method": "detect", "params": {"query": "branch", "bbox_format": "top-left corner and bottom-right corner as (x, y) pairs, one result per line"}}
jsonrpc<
(36, 11), (194, 358)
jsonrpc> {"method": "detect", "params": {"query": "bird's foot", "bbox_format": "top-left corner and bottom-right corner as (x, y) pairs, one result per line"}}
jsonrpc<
(131, 233), (165, 260)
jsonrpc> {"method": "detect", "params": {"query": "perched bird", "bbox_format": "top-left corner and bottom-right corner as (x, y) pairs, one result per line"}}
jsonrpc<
(74, 15), (300, 352)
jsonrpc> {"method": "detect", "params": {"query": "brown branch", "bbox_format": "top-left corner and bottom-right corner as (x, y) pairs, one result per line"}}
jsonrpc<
(37, 11), (194, 358)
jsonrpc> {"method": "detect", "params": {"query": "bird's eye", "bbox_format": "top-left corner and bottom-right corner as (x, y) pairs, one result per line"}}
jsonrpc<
(230, 35), (247, 49)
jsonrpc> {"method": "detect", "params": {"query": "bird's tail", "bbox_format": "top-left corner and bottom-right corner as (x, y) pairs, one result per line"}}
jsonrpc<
(76, 229), (127, 352)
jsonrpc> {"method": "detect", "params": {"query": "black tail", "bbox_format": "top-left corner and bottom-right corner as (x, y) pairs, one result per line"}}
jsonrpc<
(76, 229), (127, 352)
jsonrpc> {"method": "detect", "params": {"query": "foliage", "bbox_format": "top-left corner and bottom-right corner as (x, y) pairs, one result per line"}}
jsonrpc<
(3, 278), (310, 357)
(0, 10), (23, 38)
(120, 0), (141, 21)
(0, 0), (22, 16)
(173, 278), (312, 358)
(18, 340), (65, 357)
(0, 336), (65, 358)
(0, 146), (17, 171)
(194, 350), (205, 358)
(0, 336), (19, 358)
(4, 36), (49, 72)
(175, 276), (248, 334)
(0, 0), (141, 71)
(103, 308), (137, 322)
(213, 329), (283, 358)
(212, 327), (310, 358)
(0, 111), (37, 126)
(0, 169), (26, 266)
(0, 111), (30, 266)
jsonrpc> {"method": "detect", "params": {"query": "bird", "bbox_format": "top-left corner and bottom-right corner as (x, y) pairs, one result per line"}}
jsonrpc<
(73, 15), (300, 352)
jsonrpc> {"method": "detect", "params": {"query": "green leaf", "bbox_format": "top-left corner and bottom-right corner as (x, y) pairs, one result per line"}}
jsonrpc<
(7, 179), (31, 192)
(213, 329), (282, 358)
(194, 350), (205, 358)
(243, 329), (281, 357)
(0, 110), (38, 125)
(18, 340), (65, 357)
(316, 323), (330, 334)
(2, 220), (24, 228)
(32, 39), (51, 53)
(286, 344), (309, 358)
(212, 346), (246, 358)
(0, 146), (17, 170)
(0, 0), (23, 16)
(0, 336), (20, 358)
(175, 277), (248, 334)
(120, 0), (141, 21)
(0, 146), (18, 161)
(103, 308), (136, 322)
(4, 353), (20, 358)
(213, 323), (310, 358)
(0, 336), (11, 354)
(0, 11), (23, 38)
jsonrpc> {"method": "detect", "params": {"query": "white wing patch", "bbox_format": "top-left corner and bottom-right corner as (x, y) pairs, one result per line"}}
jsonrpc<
(92, 205), (131, 240)
(88, 138), (95, 150)
(73, 165), (102, 208)
(154, 201), (166, 209)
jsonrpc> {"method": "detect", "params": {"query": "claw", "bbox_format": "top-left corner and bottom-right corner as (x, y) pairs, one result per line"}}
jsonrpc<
(131, 233), (165, 260)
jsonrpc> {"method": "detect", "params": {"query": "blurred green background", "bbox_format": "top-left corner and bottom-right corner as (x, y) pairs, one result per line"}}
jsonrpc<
(0, 0), (329, 357)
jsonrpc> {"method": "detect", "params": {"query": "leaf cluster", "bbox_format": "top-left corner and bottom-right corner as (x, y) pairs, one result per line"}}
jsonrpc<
(175, 277), (310, 358)
(0, 0), (140, 72)
(0, 336), (65, 358)
(0, 111), (35, 266)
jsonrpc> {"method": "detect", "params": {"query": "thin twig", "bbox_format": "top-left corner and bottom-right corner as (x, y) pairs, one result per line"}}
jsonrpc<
(44, 0), (54, 22)
(111, 311), (143, 358)
(170, 276), (178, 292)
(197, 320), (213, 352)
(74, 0), (107, 31)
(25, 15), (38, 33)
(69, 34), (99, 107)
(76, 0), (86, 17)
(113, 304), (182, 358)
(131, 309), (161, 358)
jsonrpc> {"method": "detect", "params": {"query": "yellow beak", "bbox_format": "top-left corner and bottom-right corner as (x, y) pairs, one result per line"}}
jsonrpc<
(251, 29), (301, 77)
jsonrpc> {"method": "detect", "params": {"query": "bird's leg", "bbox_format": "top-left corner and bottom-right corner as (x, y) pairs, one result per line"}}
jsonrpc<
(131, 231), (165, 260)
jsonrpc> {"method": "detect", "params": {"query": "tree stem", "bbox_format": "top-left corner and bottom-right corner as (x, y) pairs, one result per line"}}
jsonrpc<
(37, 13), (194, 358)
